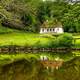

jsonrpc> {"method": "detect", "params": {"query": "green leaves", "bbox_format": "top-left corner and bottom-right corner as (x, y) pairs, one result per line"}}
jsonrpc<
(0, 0), (80, 33)
(52, 33), (73, 48)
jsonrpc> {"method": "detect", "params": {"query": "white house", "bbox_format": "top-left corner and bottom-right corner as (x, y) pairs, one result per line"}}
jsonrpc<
(40, 20), (64, 34)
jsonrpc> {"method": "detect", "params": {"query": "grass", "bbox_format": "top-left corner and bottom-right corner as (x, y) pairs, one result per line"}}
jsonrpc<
(0, 32), (54, 46)
(73, 51), (80, 56)
(0, 24), (18, 33)
(72, 35), (80, 47)
(73, 37), (80, 47)
(0, 25), (54, 47)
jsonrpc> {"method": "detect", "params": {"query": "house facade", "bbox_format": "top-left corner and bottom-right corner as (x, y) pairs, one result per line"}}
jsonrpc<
(40, 27), (64, 33)
(40, 20), (64, 34)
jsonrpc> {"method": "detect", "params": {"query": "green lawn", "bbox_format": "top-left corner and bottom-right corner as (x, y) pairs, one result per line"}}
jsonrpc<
(0, 32), (54, 46)
(0, 25), (54, 47)
(73, 35), (80, 47)
(0, 24), (18, 33)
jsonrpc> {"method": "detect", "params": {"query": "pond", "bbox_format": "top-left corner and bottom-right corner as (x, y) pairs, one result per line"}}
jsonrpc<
(0, 52), (80, 80)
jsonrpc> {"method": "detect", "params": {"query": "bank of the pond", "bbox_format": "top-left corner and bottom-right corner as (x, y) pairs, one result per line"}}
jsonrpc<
(0, 46), (80, 56)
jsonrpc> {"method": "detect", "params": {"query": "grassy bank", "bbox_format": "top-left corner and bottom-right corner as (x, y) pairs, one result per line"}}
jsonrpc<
(0, 28), (79, 48)
(73, 34), (80, 47)
(0, 32), (54, 47)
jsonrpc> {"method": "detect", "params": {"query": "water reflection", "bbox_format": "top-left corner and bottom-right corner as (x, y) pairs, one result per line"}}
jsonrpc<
(0, 52), (80, 80)
(40, 56), (64, 71)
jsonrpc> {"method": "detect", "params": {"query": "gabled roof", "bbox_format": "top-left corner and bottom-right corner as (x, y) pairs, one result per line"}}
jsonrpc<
(41, 20), (63, 28)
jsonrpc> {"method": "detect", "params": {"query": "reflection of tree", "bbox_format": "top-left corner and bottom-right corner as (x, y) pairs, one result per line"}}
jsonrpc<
(0, 57), (80, 80)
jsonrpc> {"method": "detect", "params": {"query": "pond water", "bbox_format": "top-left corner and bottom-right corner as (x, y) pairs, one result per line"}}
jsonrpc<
(0, 52), (80, 80)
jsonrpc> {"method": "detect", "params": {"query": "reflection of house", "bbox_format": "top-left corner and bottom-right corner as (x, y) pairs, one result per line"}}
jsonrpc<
(40, 56), (48, 61)
(40, 60), (63, 70)
(40, 56), (63, 70)
(40, 20), (64, 34)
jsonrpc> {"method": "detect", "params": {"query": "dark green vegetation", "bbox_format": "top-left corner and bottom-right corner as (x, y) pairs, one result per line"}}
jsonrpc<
(0, 0), (80, 33)
(0, 53), (80, 80)
(52, 33), (73, 48)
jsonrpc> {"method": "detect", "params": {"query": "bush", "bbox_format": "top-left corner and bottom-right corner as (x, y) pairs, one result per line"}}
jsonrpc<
(55, 33), (73, 48)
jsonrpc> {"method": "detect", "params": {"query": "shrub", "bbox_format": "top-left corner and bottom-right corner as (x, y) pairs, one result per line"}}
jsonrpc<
(56, 33), (73, 48)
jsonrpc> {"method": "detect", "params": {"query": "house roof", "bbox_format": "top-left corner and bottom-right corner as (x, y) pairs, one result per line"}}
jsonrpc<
(41, 20), (63, 28)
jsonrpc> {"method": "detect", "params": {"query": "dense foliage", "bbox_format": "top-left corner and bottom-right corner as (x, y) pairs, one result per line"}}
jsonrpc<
(0, 0), (80, 32)
(54, 33), (73, 47)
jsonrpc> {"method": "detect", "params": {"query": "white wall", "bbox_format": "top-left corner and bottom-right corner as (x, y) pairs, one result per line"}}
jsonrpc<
(40, 28), (64, 33)
(40, 28), (43, 33)
(40, 28), (53, 33)
(40, 28), (47, 33)
(54, 28), (64, 33)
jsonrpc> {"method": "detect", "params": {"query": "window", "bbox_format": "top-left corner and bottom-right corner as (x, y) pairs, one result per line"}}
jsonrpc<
(42, 28), (44, 32)
(50, 29), (52, 31)
(57, 28), (59, 31)
(47, 29), (49, 31)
